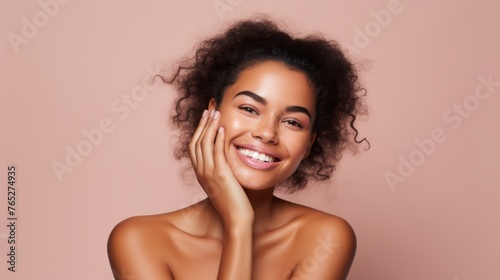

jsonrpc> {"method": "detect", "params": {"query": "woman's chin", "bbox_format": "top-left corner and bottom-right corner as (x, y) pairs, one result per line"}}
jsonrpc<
(231, 167), (292, 192)
(235, 176), (277, 191)
(229, 160), (292, 191)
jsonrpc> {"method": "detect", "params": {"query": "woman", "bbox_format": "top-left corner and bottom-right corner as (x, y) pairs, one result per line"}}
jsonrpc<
(108, 17), (368, 280)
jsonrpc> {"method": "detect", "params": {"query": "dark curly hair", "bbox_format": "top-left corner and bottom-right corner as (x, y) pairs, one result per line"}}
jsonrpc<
(157, 17), (369, 193)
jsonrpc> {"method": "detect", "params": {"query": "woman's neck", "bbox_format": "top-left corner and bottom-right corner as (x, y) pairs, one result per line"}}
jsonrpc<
(193, 187), (279, 239)
(244, 187), (277, 234)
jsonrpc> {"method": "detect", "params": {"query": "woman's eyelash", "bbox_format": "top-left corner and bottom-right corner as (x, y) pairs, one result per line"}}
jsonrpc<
(284, 120), (303, 128)
(239, 106), (258, 114)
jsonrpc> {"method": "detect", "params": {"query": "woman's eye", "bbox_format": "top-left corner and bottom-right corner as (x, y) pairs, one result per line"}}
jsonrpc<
(239, 106), (258, 114)
(284, 119), (303, 128)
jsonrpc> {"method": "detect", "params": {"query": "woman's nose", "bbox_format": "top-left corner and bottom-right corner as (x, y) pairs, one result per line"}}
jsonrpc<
(251, 120), (279, 144)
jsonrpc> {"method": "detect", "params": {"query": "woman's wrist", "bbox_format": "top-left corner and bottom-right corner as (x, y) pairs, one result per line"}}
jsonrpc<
(223, 220), (253, 235)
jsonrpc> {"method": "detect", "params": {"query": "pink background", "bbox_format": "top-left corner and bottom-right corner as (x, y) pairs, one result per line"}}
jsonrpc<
(1, 0), (499, 279)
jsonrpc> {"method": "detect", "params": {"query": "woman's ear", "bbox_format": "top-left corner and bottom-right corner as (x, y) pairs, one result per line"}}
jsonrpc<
(208, 98), (217, 111)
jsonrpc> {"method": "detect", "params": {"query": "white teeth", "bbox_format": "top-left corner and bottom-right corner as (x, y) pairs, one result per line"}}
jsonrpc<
(237, 148), (275, 163)
(252, 152), (259, 159)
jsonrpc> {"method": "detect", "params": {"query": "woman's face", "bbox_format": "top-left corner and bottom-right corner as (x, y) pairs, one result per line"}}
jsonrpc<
(209, 60), (317, 190)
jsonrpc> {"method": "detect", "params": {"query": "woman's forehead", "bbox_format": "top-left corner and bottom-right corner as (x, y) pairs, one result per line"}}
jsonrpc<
(224, 61), (316, 110)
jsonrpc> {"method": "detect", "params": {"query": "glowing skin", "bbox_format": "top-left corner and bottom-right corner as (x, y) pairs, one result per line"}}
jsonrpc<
(107, 61), (356, 280)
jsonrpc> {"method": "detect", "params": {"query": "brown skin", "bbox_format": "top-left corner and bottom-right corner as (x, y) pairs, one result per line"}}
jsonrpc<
(107, 61), (357, 280)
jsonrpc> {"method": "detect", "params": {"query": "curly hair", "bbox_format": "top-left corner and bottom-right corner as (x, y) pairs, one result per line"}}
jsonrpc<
(158, 17), (369, 193)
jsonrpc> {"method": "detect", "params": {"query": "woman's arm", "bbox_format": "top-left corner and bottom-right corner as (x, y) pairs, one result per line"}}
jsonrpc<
(189, 108), (254, 280)
(217, 224), (253, 279)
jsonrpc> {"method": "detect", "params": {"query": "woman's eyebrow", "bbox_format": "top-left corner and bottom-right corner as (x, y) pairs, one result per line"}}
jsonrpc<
(285, 106), (311, 120)
(234, 90), (267, 105)
(234, 90), (312, 120)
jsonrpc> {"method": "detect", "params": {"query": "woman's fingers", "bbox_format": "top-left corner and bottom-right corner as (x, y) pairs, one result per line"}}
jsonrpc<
(189, 109), (221, 179)
(193, 110), (222, 197)
(213, 125), (237, 187)
(213, 126), (228, 169)
(189, 110), (209, 167)
(199, 110), (220, 171)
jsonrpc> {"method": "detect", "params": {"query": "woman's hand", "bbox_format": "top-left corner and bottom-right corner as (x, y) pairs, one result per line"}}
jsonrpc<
(189, 109), (254, 227)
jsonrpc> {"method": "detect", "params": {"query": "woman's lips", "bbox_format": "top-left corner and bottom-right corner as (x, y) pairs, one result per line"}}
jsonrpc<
(237, 147), (277, 162)
(234, 145), (281, 170)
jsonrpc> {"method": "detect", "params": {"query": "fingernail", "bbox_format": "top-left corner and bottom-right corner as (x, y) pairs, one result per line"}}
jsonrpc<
(209, 109), (215, 118)
(202, 110), (208, 117)
(212, 111), (220, 119)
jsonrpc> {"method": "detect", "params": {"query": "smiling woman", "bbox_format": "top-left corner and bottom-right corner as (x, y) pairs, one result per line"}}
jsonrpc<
(107, 16), (368, 280)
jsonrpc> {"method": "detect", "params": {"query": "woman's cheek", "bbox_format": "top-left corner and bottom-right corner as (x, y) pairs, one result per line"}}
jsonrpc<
(220, 114), (245, 133)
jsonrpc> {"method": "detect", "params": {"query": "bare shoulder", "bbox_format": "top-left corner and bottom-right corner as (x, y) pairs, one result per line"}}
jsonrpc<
(275, 198), (357, 279)
(107, 213), (177, 279)
(276, 197), (356, 240)
(108, 214), (171, 246)
(108, 200), (203, 244)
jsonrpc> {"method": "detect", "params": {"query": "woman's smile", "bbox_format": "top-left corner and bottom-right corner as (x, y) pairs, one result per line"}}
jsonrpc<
(234, 144), (281, 170)
(237, 148), (276, 163)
